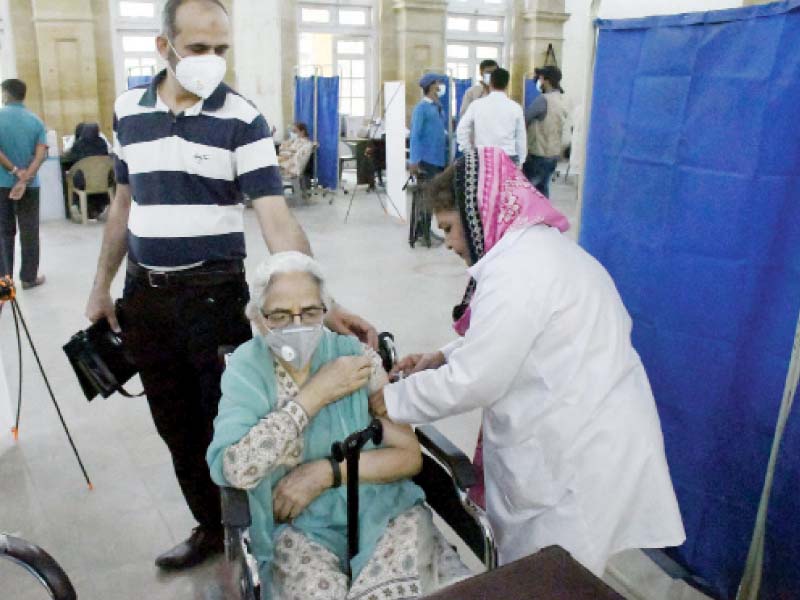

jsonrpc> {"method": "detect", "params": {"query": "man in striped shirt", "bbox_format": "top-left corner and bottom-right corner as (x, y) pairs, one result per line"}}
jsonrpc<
(85, 0), (377, 570)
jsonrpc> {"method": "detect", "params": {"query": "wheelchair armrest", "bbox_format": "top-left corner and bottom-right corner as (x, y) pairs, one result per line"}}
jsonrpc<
(221, 486), (251, 529)
(415, 425), (477, 491)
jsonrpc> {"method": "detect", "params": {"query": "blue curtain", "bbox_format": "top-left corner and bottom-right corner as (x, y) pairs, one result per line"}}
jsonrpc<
(524, 78), (540, 111)
(580, 3), (800, 598)
(439, 75), (452, 134)
(294, 76), (315, 137)
(316, 76), (340, 190)
(455, 78), (472, 120)
(127, 75), (153, 89)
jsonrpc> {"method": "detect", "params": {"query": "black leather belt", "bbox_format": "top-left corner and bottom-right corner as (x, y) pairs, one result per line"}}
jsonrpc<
(126, 260), (244, 288)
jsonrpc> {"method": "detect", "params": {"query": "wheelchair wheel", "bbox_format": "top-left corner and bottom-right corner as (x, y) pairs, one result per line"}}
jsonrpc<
(0, 534), (76, 600)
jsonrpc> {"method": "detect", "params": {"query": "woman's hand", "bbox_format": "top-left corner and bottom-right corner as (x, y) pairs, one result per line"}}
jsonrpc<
(324, 304), (379, 349)
(297, 355), (372, 418)
(273, 460), (332, 522)
(389, 351), (445, 379)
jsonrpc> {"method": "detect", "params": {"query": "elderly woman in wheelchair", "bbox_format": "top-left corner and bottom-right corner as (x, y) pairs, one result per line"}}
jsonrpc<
(207, 252), (468, 600)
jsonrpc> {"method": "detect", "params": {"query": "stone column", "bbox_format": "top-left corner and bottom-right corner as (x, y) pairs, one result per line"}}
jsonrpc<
(509, 0), (569, 105)
(392, 0), (447, 123)
(232, 0), (285, 136)
(280, 0), (299, 134)
(9, 0), (44, 118)
(30, 0), (101, 139)
(90, 0), (116, 140)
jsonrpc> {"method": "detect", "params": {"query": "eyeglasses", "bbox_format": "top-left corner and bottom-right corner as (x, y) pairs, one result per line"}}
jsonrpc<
(261, 305), (326, 328)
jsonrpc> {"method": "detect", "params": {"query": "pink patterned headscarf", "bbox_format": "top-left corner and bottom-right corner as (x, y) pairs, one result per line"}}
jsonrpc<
(452, 147), (570, 337)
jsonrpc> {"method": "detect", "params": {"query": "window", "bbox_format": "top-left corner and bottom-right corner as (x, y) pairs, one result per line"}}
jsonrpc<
(298, 3), (375, 119)
(339, 9), (367, 26)
(447, 16), (470, 32)
(446, 1), (508, 84)
(110, 1), (162, 93)
(301, 7), (331, 24)
(121, 34), (156, 53)
(119, 1), (154, 18)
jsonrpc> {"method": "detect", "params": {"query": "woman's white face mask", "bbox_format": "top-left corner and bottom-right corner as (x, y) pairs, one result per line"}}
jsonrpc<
(167, 39), (227, 99)
(437, 84), (447, 97)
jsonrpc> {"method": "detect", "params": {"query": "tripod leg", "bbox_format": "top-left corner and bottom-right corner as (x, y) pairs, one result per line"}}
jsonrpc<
(344, 186), (358, 223)
(10, 300), (23, 440)
(11, 299), (93, 489)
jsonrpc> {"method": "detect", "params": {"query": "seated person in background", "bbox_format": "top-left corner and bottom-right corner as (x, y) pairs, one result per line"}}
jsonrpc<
(63, 122), (112, 221)
(207, 252), (468, 600)
(278, 122), (314, 178)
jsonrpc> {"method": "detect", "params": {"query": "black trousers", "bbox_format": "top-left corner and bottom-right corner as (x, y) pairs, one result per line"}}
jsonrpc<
(0, 186), (40, 282)
(122, 270), (251, 530)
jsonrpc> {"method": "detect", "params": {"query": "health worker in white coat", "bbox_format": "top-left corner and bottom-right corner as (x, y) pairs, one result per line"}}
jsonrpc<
(370, 147), (686, 576)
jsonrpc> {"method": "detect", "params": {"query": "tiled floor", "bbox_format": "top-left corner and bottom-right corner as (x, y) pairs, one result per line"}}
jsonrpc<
(0, 178), (708, 599)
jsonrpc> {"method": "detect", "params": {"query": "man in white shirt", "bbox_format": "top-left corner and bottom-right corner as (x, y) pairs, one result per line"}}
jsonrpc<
(456, 68), (527, 165)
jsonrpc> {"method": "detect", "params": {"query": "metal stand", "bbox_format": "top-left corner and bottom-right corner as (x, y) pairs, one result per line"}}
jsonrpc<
(3, 288), (92, 490)
(331, 418), (384, 579)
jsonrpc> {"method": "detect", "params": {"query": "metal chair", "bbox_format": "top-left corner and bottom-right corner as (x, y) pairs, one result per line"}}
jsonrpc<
(217, 334), (496, 599)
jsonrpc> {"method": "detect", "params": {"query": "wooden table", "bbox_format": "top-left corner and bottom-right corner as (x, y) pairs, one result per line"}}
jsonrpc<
(426, 546), (624, 600)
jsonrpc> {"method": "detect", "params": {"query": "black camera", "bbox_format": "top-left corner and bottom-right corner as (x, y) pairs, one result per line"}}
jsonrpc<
(63, 301), (141, 401)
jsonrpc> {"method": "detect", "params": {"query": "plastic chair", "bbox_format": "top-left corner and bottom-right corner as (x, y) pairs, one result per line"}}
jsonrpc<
(66, 156), (114, 224)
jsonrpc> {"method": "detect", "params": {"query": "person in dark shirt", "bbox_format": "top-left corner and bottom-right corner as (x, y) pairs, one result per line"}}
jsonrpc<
(63, 122), (112, 221)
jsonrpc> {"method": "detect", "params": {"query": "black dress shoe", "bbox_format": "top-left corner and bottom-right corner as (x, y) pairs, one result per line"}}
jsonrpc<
(155, 526), (224, 570)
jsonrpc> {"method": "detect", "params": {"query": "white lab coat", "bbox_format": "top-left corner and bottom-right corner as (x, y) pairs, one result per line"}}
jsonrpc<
(384, 225), (686, 575)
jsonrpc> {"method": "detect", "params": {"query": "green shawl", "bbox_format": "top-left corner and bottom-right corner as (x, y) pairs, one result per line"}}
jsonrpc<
(207, 331), (424, 587)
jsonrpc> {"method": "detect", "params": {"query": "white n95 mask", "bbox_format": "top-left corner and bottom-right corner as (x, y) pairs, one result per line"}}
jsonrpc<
(264, 324), (324, 370)
(168, 39), (226, 99)
(483, 73), (492, 85)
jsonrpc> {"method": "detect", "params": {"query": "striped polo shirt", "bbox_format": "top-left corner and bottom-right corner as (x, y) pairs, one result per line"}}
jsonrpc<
(113, 70), (282, 268)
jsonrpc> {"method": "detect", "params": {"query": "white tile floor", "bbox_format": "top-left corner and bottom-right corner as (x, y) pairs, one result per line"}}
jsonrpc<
(0, 178), (709, 599)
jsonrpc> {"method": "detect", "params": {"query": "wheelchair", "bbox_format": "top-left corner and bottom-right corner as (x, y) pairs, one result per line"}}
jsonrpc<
(0, 534), (76, 600)
(217, 333), (496, 600)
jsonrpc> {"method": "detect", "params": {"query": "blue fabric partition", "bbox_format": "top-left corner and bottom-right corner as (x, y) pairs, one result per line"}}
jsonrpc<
(524, 78), (540, 110)
(294, 76), (339, 190)
(579, 3), (800, 599)
(294, 76), (315, 137)
(315, 76), (340, 190)
(127, 75), (153, 89)
(455, 78), (473, 120)
(439, 75), (452, 134)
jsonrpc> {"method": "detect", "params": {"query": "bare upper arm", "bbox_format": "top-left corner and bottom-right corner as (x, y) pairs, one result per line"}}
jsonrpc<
(379, 417), (420, 452)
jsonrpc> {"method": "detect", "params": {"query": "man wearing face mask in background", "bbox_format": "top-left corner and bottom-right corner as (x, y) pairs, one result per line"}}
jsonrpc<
(524, 66), (568, 197)
(458, 59), (498, 119)
(408, 73), (448, 246)
(456, 68), (527, 166)
(85, 0), (378, 571)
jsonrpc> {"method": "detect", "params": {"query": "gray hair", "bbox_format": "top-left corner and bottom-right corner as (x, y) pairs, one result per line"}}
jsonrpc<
(161, 0), (228, 40)
(245, 252), (332, 326)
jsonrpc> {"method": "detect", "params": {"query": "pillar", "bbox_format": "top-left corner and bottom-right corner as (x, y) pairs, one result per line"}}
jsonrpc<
(509, 0), (569, 105)
(28, 0), (101, 140)
(232, 0), (285, 136)
(392, 0), (447, 123)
